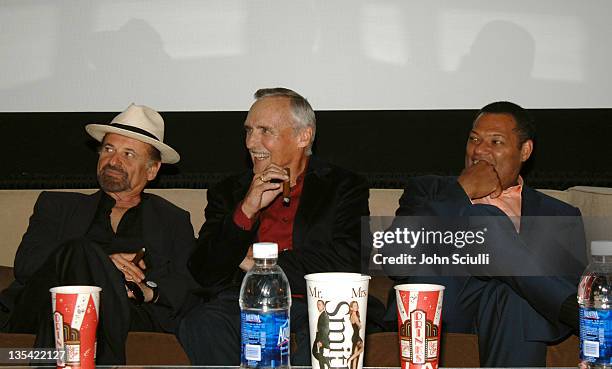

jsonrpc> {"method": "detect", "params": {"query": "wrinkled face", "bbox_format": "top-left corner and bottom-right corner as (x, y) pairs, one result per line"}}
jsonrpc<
(97, 133), (160, 195)
(244, 96), (309, 174)
(317, 300), (325, 312)
(465, 113), (532, 190)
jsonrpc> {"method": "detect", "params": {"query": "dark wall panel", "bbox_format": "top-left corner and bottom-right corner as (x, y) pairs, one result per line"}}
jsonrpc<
(2, 109), (611, 189)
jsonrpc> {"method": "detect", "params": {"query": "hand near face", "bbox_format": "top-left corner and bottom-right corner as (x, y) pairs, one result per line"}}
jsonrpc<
(109, 252), (147, 282)
(458, 160), (503, 200)
(241, 164), (289, 219)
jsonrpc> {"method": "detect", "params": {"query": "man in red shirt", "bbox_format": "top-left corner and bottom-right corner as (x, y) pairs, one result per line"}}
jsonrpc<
(179, 88), (370, 365)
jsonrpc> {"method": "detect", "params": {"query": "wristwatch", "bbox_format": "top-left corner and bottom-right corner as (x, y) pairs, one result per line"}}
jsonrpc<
(146, 280), (159, 303)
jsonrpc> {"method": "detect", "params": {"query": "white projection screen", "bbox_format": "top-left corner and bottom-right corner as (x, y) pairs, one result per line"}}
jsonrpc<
(1, 0), (611, 112)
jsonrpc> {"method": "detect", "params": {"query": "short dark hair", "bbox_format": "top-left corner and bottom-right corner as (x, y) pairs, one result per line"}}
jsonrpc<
(476, 101), (536, 146)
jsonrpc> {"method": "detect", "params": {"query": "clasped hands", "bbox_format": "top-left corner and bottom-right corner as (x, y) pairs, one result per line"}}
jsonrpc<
(109, 251), (155, 303)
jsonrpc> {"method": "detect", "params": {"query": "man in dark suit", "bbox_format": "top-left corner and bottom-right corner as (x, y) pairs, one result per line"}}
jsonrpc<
(385, 101), (586, 366)
(178, 88), (370, 365)
(312, 300), (331, 369)
(0, 104), (197, 364)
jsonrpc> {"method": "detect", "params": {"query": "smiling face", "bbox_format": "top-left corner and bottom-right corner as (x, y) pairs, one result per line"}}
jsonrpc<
(317, 300), (325, 312)
(465, 113), (533, 189)
(97, 133), (161, 196)
(244, 96), (311, 174)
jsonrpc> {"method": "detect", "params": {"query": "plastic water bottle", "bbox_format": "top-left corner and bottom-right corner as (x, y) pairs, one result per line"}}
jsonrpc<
(579, 241), (612, 369)
(240, 242), (292, 369)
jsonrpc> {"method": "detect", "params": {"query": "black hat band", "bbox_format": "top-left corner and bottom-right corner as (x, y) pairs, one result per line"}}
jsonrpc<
(110, 123), (159, 141)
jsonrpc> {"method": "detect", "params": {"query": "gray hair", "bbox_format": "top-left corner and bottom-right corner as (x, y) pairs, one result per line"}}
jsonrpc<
(254, 87), (316, 156)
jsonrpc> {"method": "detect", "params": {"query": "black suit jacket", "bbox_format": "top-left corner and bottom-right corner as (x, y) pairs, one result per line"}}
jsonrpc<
(188, 157), (370, 296)
(393, 175), (586, 342)
(1, 190), (197, 331)
(315, 310), (330, 348)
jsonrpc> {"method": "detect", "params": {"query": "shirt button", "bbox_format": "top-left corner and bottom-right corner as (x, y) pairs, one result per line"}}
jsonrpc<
(281, 217), (289, 223)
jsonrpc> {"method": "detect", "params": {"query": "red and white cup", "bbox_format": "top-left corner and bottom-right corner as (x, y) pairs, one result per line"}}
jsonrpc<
(394, 284), (445, 369)
(50, 285), (101, 369)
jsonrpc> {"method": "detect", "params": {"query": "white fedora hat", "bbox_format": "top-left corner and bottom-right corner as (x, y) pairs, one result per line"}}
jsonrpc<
(85, 103), (180, 164)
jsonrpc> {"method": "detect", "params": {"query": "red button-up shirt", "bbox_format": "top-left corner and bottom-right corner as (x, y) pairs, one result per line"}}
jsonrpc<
(233, 173), (305, 251)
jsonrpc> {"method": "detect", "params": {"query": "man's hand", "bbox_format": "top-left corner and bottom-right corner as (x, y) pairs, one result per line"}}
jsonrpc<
(239, 246), (255, 272)
(458, 161), (503, 200)
(110, 252), (146, 282)
(241, 164), (289, 219)
(125, 281), (155, 302)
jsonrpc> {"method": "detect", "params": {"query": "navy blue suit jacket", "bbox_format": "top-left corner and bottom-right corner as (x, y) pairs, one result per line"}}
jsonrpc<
(392, 175), (586, 342)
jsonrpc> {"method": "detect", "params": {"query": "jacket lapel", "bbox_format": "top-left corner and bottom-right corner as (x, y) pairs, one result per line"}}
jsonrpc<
(519, 185), (542, 240)
(64, 191), (102, 239)
(141, 195), (163, 255)
(293, 158), (332, 250)
(234, 172), (253, 204)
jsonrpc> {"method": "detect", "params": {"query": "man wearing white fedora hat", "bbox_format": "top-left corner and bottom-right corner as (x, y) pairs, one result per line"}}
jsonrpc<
(0, 104), (197, 364)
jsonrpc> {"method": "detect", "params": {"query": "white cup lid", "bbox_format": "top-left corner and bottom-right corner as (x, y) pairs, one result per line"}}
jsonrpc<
(49, 285), (102, 294)
(253, 242), (278, 259)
